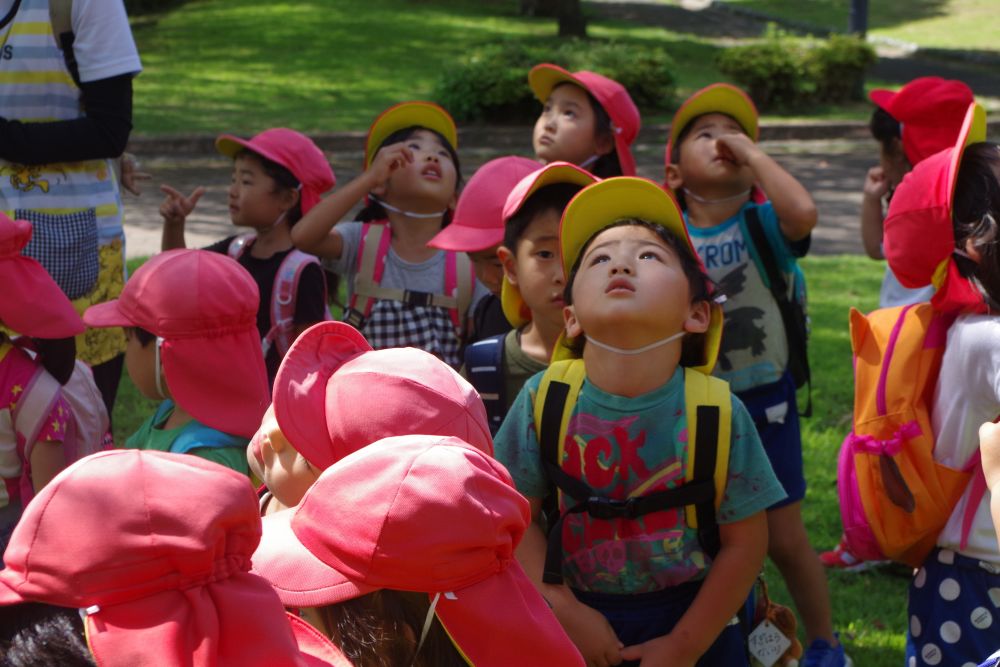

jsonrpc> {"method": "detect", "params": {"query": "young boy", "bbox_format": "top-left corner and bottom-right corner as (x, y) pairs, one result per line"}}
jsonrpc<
(494, 177), (785, 666)
(860, 77), (974, 310)
(665, 83), (850, 665)
(249, 320), (493, 515)
(428, 155), (540, 344)
(464, 162), (596, 433)
(84, 249), (270, 473)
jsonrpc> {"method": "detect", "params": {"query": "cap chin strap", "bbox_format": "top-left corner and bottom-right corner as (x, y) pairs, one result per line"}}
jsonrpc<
(683, 187), (752, 205)
(410, 592), (444, 666)
(370, 195), (447, 219)
(577, 154), (599, 169)
(585, 330), (686, 356)
(154, 337), (168, 400)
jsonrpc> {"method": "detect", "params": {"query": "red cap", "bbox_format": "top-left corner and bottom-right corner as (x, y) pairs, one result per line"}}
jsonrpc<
(869, 77), (975, 166)
(529, 64), (641, 176)
(267, 321), (492, 471)
(84, 250), (269, 438)
(216, 128), (335, 215)
(428, 156), (540, 252)
(884, 102), (988, 313)
(0, 214), (84, 338)
(252, 434), (584, 666)
(0, 450), (343, 666)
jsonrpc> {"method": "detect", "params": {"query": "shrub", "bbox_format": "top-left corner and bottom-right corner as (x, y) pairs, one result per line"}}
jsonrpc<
(434, 39), (675, 123)
(806, 34), (877, 102)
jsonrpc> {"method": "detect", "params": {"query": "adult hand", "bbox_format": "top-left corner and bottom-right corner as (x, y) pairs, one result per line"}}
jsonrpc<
(621, 633), (697, 667)
(556, 597), (623, 667)
(121, 153), (152, 196)
(159, 184), (205, 227)
(863, 166), (889, 201)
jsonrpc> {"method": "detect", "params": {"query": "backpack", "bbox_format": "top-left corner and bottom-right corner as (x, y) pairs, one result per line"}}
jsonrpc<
(227, 234), (332, 359)
(342, 222), (475, 336)
(533, 359), (731, 585)
(740, 207), (811, 414)
(837, 303), (985, 567)
(464, 333), (507, 435)
(12, 346), (111, 502)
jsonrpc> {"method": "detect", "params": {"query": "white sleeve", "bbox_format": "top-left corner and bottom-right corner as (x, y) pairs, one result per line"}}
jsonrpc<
(71, 0), (142, 82)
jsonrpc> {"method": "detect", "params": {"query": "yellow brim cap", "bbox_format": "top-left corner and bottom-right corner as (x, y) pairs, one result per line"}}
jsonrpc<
(667, 83), (759, 163)
(365, 101), (458, 168)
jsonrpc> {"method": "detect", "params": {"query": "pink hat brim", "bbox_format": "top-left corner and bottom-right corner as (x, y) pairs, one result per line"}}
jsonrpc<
(252, 506), (375, 608)
(287, 612), (355, 667)
(427, 222), (504, 252)
(82, 299), (134, 329)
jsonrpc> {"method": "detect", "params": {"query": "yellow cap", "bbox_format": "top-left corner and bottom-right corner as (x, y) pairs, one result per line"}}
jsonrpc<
(365, 102), (458, 168)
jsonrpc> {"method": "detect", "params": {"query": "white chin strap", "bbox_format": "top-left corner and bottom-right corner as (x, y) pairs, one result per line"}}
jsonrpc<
(585, 330), (686, 356)
(410, 592), (443, 666)
(683, 187), (752, 205)
(577, 154), (599, 169)
(370, 195), (447, 219)
(154, 337), (168, 400)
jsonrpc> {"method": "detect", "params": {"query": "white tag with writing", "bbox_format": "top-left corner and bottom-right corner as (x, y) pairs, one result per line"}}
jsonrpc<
(748, 619), (792, 667)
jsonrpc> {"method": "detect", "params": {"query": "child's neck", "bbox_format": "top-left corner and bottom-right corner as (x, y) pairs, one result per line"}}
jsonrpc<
(162, 401), (195, 430)
(386, 209), (444, 263)
(248, 220), (293, 258)
(581, 341), (680, 398)
(519, 317), (563, 364)
(683, 189), (751, 229)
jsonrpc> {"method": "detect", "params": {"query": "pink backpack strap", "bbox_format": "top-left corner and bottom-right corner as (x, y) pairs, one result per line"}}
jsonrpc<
(11, 366), (59, 461)
(227, 233), (256, 260)
(346, 222), (394, 328)
(960, 448), (985, 551)
(263, 250), (331, 358)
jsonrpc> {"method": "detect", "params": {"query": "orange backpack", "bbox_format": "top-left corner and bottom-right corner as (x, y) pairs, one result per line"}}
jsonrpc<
(838, 303), (985, 567)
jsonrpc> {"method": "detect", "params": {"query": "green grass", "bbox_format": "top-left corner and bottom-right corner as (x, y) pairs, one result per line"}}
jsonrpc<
(722, 0), (999, 51)
(112, 253), (910, 664)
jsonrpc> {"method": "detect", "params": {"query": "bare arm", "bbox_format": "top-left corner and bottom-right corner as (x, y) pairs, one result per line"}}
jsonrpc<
(621, 511), (768, 666)
(718, 133), (818, 242)
(29, 440), (66, 494)
(291, 143), (415, 259)
(159, 184), (205, 251)
(860, 166), (890, 260)
(979, 422), (1000, 545)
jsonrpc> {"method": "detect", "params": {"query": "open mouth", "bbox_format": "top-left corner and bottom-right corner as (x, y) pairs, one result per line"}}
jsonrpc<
(606, 278), (635, 294)
(422, 164), (442, 180)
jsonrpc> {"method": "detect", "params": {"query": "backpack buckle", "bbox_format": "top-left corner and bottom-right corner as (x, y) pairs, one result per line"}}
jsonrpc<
(344, 309), (366, 329)
(586, 496), (638, 520)
(402, 290), (433, 307)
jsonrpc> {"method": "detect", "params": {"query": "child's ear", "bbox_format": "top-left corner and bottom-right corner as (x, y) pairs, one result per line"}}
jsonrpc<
(665, 163), (684, 191)
(497, 245), (518, 285)
(683, 300), (712, 334)
(595, 131), (614, 157)
(564, 304), (583, 338)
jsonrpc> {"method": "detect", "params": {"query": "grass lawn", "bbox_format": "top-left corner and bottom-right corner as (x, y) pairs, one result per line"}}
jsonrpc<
(722, 0), (999, 51)
(113, 253), (912, 665)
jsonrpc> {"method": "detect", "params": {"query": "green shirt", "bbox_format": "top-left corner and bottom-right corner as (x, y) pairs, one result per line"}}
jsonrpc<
(502, 328), (548, 413)
(125, 400), (249, 475)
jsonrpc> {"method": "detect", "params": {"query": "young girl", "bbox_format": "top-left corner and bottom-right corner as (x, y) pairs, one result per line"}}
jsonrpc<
(0, 215), (84, 558)
(493, 177), (785, 666)
(252, 434), (583, 666)
(292, 102), (486, 368)
(160, 128), (334, 385)
(882, 104), (1000, 667)
(529, 64), (640, 177)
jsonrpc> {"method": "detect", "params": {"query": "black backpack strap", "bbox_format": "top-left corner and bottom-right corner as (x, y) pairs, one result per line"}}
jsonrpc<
(463, 334), (507, 436)
(693, 404), (722, 558)
(743, 207), (812, 416)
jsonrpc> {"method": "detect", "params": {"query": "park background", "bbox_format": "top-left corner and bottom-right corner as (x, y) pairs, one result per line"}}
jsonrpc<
(115, 1), (1000, 665)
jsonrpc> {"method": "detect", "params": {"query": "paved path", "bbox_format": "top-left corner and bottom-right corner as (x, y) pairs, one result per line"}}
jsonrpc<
(121, 137), (875, 259)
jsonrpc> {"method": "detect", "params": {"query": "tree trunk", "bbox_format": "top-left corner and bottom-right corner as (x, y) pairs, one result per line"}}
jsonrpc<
(557, 0), (587, 38)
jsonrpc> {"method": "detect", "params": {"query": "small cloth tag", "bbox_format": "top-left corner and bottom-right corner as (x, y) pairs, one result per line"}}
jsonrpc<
(765, 401), (788, 425)
(748, 619), (792, 667)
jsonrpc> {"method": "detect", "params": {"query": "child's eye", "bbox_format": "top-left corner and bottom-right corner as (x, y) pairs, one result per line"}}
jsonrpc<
(564, 110), (576, 119)
(407, 142), (422, 151)
(536, 250), (554, 260)
(697, 131), (712, 139)
(639, 251), (662, 261)
(588, 253), (610, 266)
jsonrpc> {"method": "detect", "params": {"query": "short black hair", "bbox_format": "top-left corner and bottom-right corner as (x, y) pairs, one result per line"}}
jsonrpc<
(502, 182), (582, 251)
(126, 326), (157, 348)
(869, 106), (903, 155)
(0, 603), (94, 667)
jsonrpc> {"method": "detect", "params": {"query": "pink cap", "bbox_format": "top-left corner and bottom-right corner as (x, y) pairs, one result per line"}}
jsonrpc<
(428, 156), (540, 252)
(267, 321), (492, 471)
(884, 102), (988, 313)
(84, 249), (269, 438)
(869, 77), (975, 166)
(252, 434), (584, 666)
(216, 128), (336, 215)
(0, 214), (84, 339)
(0, 450), (343, 666)
(529, 64), (641, 176)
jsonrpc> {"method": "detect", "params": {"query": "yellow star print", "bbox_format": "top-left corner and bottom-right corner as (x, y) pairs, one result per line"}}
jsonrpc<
(11, 385), (22, 396)
(51, 420), (61, 433)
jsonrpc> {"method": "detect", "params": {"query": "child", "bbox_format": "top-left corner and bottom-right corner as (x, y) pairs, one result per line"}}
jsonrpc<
(493, 177), (786, 666)
(428, 155), (540, 344)
(292, 101), (488, 368)
(664, 83), (852, 665)
(247, 320), (492, 515)
(464, 162), (596, 434)
(0, 215), (84, 557)
(251, 433), (584, 666)
(160, 128), (335, 385)
(529, 64), (640, 177)
(0, 449), (350, 666)
(84, 249), (270, 474)
(823, 77), (975, 572)
(881, 103), (1000, 667)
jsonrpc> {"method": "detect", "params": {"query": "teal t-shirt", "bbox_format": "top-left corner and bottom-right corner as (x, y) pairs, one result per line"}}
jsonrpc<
(493, 367), (785, 594)
(125, 400), (249, 475)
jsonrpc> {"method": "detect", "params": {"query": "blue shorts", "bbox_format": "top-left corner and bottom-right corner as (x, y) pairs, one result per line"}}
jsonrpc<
(574, 580), (751, 666)
(736, 373), (805, 509)
(907, 548), (1000, 666)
